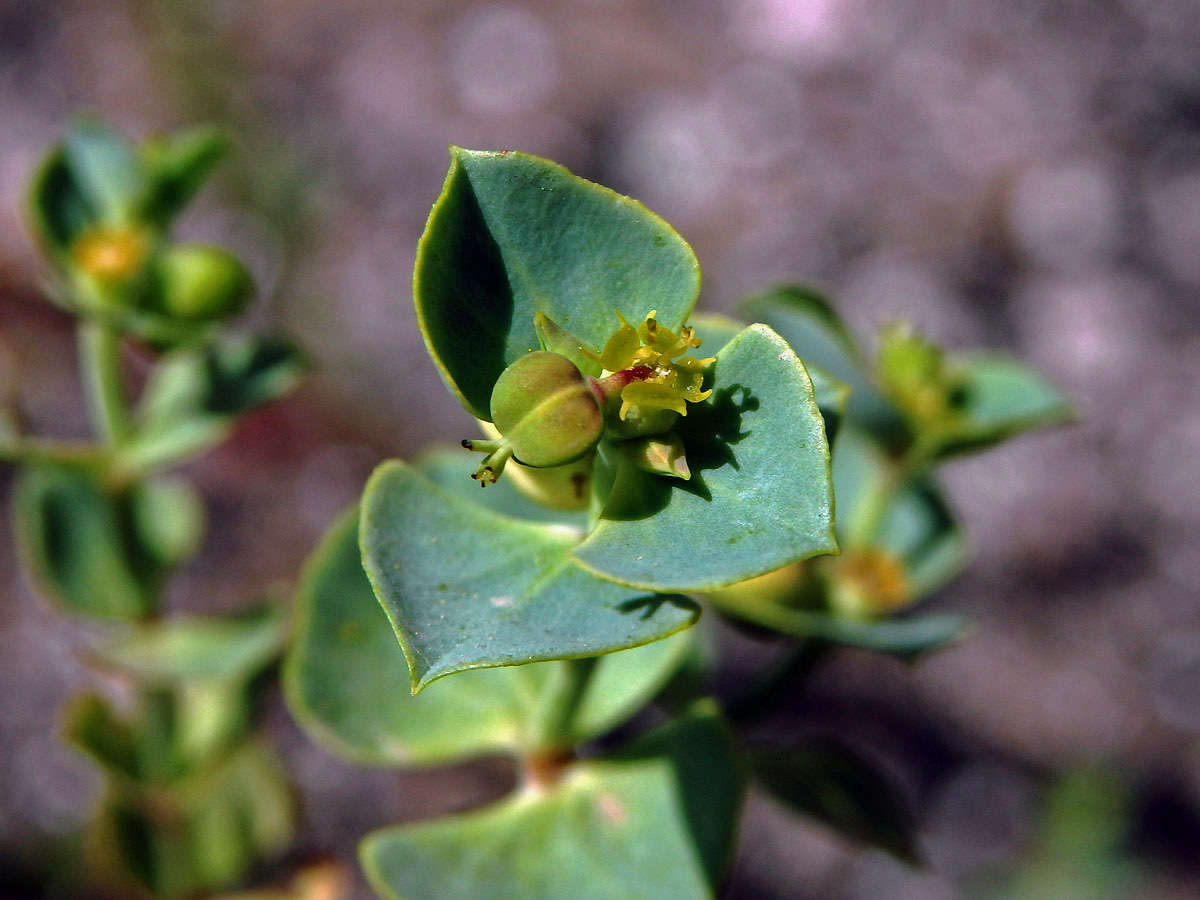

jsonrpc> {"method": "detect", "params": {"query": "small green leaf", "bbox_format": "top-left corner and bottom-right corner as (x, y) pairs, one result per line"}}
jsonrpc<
(89, 740), (292, 899)
(130, 334), (305, 469)
(414, 148), (701, 420)
(129, 475), (206, 570)
(573, 324), (837, 592)
(741, 285), (908, 445)
(285, 509), (693, 765)
(360, 705), (741, 900)
(91, 604), (286, 684)
(932, 354), (1073, 458)
(12, 464), (159, 620)
(61, 119), (144, 225)
(63, 693), (141, 780)
(28, 147), (97, 255)
(139, 126), (230, 225)
(534, 312), (602, 377)
(360, 461), (699, 691)
(750, 739), (920, 864)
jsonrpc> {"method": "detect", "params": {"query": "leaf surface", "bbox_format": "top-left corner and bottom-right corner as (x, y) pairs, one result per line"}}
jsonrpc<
(360, 462), (698, 690)
(414, 148), (701, 419)
(286, 509), (693, 764)
(360, 705), (740, 900)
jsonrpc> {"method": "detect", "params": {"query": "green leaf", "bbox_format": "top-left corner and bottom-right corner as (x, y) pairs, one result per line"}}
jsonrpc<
(286, 509), (692, 765)
(12, 464), (159, 620)
(360, 461), (699, 691)
(741, 285), (908, 445)
(130, 334), (306, 469)
(750, 739), (919, 863)
(709, 590), (970, 657)
(932, 354), (1073, 458)
(90, 740), (293, 899)
(572, 324), (837, 592)
(61, 119), (144, 225)
(360, 704), (741, 900)
(414, 147), (701, 420)
(28, 147), (98, 255)
(139, 126), (230, 225)
(129, 475), (206, 570)
(91, 604), (286, 684)
(417, 447), (589, 528)
(63, 693), (141, 780)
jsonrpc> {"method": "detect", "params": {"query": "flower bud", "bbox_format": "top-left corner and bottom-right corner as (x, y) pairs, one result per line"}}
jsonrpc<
(155, 244), (254, 321)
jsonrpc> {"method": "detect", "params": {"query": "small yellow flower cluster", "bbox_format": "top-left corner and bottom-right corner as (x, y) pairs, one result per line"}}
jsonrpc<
(584, 311), (715, 423)
(70, 225), (149, 283)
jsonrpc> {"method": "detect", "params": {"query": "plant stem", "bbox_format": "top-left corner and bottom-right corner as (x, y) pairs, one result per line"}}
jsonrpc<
(0, 436), (108, 467)
(530, 656), (599, 755)
(845, 448), (927, 549)
(845, 464), (900, 549)
(77, 320), (132, 447)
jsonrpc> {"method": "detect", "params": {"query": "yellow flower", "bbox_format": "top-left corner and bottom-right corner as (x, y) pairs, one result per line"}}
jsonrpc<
(584, 311), (715, 428)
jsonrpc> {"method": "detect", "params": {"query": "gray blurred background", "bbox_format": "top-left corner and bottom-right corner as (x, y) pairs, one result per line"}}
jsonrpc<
(1, 0), (1199, 897)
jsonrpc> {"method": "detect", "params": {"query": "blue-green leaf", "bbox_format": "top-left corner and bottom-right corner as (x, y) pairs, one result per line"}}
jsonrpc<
(740, 284), (907, 443)
(360, 461), (698, 691)
(932, 354), (1073, 458)
(360, 704), (741, 900)
(286, 509), (692, 765)
(414, 148), (701, 420)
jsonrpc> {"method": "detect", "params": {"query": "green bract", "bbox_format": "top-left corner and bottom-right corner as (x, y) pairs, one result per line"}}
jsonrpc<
(286, 508), (693, 765)
(414, 148), (701, 421)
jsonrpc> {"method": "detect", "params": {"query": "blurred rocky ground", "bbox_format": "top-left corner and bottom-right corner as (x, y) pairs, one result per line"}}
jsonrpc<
(2, 0), (1199, 897)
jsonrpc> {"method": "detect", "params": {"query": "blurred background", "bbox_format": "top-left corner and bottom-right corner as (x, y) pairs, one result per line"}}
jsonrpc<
(1, 0), (1199, 897)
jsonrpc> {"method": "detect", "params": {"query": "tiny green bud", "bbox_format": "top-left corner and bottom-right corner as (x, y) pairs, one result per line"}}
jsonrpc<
(155, 243), (254, 320)
(876, 324), (966, 428)
(619, 433), (691, 480)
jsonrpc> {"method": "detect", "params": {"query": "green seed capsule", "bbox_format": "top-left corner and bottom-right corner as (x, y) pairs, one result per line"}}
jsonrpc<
(490, 351), (603, 469)
(155, 244), (254, 320)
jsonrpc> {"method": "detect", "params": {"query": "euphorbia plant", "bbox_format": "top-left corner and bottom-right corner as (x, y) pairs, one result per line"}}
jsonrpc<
(3, 120), (306, 898)
(285, 148), (1069, 898)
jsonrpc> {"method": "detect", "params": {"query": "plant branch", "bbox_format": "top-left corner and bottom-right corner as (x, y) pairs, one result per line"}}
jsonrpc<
(77, 320), (132, 447)
(529, 655), (599, 755)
